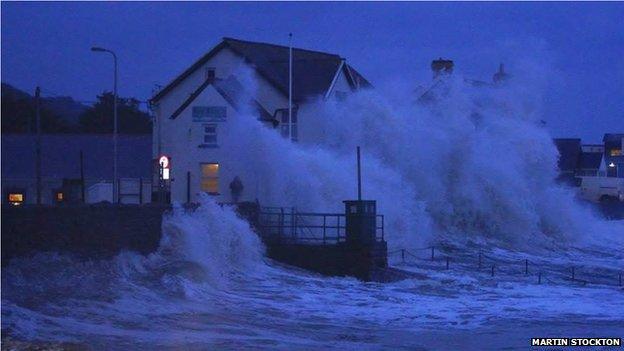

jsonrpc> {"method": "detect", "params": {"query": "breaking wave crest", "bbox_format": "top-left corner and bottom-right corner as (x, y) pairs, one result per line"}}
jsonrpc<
(222, 71), (617, 251)
(3, 69), (623, 349)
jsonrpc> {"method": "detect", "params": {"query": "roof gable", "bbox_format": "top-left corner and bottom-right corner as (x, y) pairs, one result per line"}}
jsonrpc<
(169, 75), (272, 121)
(152, 37), (371, 104)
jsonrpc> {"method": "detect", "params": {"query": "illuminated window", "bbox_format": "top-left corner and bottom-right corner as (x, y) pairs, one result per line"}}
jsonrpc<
(8, 193), (24, 206)
(279, 109), (298, 141)
(610, 149), (622, 156)
(200, 163), (219, 194)
(56, 192), (64, 201)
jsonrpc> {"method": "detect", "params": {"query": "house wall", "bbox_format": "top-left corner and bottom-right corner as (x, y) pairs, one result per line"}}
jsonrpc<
(158, 85), (262, 204)
(153, 47), (289, 159)
(152, 46), (362, 203)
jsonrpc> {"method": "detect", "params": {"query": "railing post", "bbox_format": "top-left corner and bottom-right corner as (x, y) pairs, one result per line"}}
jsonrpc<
(619, 273), (622, 287)
(337, 215), (341, 241)
(525, 259), (528, 275)
(279, 208), (284, 239)
(538, 272), (542, 284)
(381, 215), (385, 241)
(401, 249), (405, 263)
(478, 251), (482, 269)
(491, 264), (495, 277)
(571, 266), (575, 281)
(292, 207), (296, 240)
(322, 215), (326, 245)
(431, 246), (435, 261)
(446, 256), (450, 270)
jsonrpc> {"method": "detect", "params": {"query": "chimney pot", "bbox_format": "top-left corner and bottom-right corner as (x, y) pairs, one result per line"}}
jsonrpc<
(431, 58), (454, 79)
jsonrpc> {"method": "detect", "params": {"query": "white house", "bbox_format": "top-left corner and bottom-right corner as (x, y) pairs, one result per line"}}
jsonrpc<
(150, 37), (371, 204)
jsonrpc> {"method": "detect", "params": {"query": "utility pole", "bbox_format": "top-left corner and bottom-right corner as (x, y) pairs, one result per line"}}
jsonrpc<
(357, 146), (362, 200)
(80, 150), (85, 203)
(91, 47), (118, 203)
(288, 33), (293, 142)
(35, 86), (42, 205)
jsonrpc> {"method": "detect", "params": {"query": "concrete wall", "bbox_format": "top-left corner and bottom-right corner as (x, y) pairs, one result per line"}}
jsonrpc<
(265, 242), (387, 281)
(2, 178), (152, 205)
(1, 204), (168, 265)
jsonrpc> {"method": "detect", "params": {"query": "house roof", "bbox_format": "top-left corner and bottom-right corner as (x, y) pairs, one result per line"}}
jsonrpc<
(553, 138), (581, 172)
(169, 75), (273, 121)
(151, 37), (371, 103)
(1, 134), (152, 180)
(578, 152), (603, 170)
(603, 133), (624, 144)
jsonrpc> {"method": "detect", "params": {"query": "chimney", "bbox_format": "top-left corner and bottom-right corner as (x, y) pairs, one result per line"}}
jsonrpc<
(431, 58), (454, 79)
(493, 63), (508, 83)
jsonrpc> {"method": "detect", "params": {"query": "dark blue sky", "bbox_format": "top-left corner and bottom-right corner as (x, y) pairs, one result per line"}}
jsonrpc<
(2, 2), (622, 142)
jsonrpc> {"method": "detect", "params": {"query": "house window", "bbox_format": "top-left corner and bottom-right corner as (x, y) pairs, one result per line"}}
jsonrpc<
(279, 109), (298, 141)
(200, 124), (218, 148)
(206, 67), (216, 81)
(56, 192), (64, 202)
(200, 163), (219, 194)
(7, 192), (24, 206)
(610, 149), (622, 156)
(335, 91), (347, 102)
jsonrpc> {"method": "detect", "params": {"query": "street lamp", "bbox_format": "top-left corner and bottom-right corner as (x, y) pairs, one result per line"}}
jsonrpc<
(91, 46), (118, 203)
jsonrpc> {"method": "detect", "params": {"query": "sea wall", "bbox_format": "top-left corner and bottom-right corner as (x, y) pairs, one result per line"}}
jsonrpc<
(1, 204), (169, 265)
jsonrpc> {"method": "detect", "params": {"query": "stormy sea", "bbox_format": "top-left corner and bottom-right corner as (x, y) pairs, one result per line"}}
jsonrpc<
(2, 71), (623, 350)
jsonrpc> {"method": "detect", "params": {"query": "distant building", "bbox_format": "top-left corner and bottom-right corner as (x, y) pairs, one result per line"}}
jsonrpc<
(553, 133), (623, 182)
(1, 134), (152, 205)
(553, 138), (583, 184)
(150, 37), (371, 204)
(603, 133), (624, 178)
(416, 59), (510, 106)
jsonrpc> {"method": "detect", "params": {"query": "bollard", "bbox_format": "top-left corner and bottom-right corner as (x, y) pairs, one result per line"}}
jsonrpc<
(619, 273), (622, 287)
(491, 264), (495, 277)
(478, 251), (482, 269)
(401, 249), (405, 263)
(446, 257), (450, 270)
(571, 266), (575, 281)
(431, 247), (435, 261)
(538, 272), (541, 284)
(525, 259), (528, 275)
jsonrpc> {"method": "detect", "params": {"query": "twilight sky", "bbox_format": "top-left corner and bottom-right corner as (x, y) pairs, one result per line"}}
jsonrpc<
(2, 2), (623, 142)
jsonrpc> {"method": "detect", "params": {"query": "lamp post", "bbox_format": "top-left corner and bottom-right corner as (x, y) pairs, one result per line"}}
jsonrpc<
(91, 46), (118, 203)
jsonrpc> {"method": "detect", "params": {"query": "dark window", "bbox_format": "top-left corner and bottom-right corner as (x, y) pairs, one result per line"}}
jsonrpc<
(201, 123), (218, 147)
(277, 109), (298, 141)
(206, 68), (216, 80)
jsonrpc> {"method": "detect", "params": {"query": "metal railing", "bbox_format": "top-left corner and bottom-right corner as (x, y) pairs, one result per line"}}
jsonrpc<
(258, 207), (385, 245)
(388, 246), (623, 288)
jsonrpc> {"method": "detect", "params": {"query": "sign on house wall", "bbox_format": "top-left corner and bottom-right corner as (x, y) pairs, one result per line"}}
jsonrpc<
(192, 106), (226, 122)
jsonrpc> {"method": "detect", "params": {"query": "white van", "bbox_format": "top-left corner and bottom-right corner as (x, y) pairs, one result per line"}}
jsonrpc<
(578, 176), (624, 203)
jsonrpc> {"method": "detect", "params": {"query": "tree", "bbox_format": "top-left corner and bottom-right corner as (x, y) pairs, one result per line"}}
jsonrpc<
(1, 83), (72, 133)
(79, 92), (152, 134)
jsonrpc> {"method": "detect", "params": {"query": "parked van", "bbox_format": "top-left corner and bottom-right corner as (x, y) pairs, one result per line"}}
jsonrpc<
(578, 176), (624, 203)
